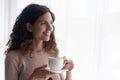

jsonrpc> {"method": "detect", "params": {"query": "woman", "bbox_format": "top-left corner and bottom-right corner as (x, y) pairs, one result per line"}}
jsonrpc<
(5, 4), (74, 80)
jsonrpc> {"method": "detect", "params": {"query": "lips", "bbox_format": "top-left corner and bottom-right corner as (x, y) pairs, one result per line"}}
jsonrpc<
(43, 32), (51, 36)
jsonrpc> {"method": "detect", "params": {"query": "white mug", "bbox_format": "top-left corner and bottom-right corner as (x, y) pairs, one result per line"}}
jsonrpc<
(48, 57), (64, 71)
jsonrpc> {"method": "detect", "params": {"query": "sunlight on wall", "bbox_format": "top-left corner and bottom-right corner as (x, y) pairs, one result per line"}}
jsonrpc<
(0, 0), (5, 80)
(104, 0), (120, 14)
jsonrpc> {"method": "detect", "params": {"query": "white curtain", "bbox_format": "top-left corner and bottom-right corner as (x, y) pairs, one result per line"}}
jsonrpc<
(1, 0), (120, 80)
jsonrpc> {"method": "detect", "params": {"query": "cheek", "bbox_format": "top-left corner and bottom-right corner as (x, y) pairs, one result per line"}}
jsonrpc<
(51, 27), (54, 32)
(32, 26), (45, 37)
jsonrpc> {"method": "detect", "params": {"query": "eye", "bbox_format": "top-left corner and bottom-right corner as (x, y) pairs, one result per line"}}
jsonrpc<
(40, 22), (47, 25)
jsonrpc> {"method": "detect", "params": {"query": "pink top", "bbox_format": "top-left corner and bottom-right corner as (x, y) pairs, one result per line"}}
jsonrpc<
(5, 50), (64, 80)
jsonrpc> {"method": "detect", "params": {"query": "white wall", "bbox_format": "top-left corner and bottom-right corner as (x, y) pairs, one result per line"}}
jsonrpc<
(0, 0), (5, 80)
(1, 0), (120, 80)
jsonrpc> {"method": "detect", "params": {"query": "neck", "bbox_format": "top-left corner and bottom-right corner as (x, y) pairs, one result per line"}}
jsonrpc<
(31, 38), (43, 52)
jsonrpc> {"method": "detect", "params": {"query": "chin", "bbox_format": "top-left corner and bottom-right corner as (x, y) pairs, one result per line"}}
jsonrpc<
(43, 38), (50, 41)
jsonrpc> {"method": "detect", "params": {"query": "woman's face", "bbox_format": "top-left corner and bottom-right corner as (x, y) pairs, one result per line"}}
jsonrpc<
(31, 12), (54, 41)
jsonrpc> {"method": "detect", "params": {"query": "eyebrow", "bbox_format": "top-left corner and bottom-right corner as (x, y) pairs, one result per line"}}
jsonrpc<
(39, 20), (53, 22)
(39, 20), (53, 23)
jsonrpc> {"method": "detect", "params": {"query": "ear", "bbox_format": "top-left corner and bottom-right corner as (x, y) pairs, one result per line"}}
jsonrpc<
(26, 23), (33, 32)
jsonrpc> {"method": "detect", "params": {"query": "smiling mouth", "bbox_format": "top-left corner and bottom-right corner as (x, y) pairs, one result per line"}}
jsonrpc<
(43, 32), (51, 36)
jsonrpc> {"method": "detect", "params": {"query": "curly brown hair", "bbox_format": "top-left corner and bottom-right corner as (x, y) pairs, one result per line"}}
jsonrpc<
(5, 4), (59, 56)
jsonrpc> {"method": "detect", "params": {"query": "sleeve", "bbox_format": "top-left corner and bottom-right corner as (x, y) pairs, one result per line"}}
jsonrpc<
(59, 73), (65, 80)
(5, 53), (19, 80)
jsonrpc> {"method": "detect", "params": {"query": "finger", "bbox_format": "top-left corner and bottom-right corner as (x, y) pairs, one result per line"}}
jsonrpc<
(64, 60), (72, 64)
(63, 60), (73, 69)
(63, 56), (68, 64)
(49, 71), (56, 75)
(63, 63), (74, 71)
(63, 56), (67, 60)
(35, 65), (48, 71)
(40, 65), (47, 69)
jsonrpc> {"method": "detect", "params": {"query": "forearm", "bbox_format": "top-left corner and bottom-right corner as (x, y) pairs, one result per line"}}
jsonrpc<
(65, 71), (72, 80)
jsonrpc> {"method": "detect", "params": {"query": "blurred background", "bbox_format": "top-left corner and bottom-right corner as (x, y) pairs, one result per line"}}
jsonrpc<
(0, 0), (120, 80)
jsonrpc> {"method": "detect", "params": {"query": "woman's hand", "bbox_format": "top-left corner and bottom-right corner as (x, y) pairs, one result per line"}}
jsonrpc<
(63, 56), (74, 71)
(29, 65), (55, 80)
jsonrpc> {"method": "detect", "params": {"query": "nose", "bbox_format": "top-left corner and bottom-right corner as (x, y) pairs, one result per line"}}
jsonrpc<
(47, 23), (53, 31)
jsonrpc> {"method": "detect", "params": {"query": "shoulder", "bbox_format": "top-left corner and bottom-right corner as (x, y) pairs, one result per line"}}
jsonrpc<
(6, 50), (21, 57)
(5, 50), (23, 62)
